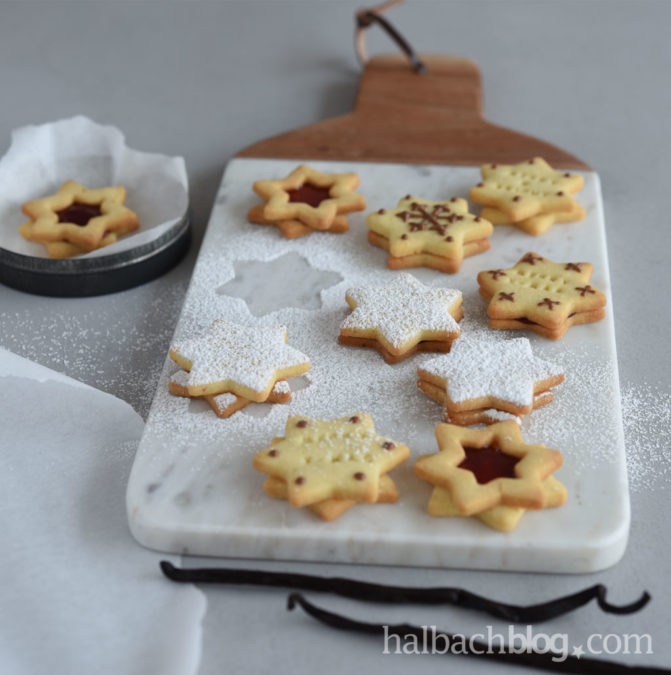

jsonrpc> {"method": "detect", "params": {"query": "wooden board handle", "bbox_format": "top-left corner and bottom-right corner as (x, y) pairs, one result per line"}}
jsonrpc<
(237, 54), (589, 170)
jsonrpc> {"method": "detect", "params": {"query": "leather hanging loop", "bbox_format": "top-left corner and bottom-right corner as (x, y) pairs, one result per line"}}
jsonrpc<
(355, 0), (426, 73)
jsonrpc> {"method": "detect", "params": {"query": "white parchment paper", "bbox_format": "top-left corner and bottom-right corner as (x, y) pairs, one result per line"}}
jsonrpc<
(0, 348), (205, 675)
(0, 116), (189, 258)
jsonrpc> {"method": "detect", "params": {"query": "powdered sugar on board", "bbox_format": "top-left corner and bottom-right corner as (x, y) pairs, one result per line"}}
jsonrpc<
(127, 158), (629, 572)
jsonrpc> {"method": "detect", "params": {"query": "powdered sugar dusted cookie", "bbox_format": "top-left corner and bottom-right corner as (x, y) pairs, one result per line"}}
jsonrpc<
(253, 413), (409, 508)
(414, 420), (564, 516)
(477, 253), (607, 339)
(169, 320), (310, 401)
(19, 180), (139, 255)
(417, 337), (563, 418)
(469, 158), (584, 222)
(169, 369), (292, 418)
(338, 273), (463, 363)
(250, 164), (365, 232)
(366, 196), (493, 273)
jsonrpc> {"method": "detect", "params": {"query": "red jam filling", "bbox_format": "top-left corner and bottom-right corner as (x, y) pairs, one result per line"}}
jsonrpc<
(56, 202), (102, 227)
(287, 183), (331, 207)
(458, 445), (519, 484)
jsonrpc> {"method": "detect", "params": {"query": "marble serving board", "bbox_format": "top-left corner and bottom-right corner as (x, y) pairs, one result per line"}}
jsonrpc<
(126, 158), (629, 573)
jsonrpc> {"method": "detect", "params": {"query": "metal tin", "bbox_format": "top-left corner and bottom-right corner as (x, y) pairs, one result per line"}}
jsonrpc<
(0, 211), (191, 297)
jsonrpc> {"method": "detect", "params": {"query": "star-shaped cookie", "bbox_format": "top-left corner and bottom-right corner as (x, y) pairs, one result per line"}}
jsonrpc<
(169, 320), (310, 401)
(253, 414), (409, 507)
(414, 420), (564, 516)
(366, 196), (493, 273)
(469, 157), (584, 222)
(19, 180), (139, 253)
(477, 253), (607, 339)
(338, 273), (463, 363)
(417, 337), (564, 416)
(480, 200), (586, 236)
(250, 164), (366, 231)
(169, 369), (292, 418)
(427, 475), (567, 531)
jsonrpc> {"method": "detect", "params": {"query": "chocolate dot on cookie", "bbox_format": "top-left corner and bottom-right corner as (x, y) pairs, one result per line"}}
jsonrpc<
(513, 195), (521, 202)
(401, 233), (408, 240)
(477, 182), (484, 187)
(353, 472), (366, 481)
(296, 420), (308, 428)
(268, 449), (278, 457)
(295, 476), (305, 485)
(450, 197), (457, 203)
(378, 208), (386, 214)
(382, 441), (395, 450)
(348, 415), (360, 424)
(445, 235), (454, 242)
(556, 191), (564, 196)
(475, 216), (481, 222)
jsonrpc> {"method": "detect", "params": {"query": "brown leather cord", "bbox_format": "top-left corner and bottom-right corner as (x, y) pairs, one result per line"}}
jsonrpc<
(355, 0), (426, 73)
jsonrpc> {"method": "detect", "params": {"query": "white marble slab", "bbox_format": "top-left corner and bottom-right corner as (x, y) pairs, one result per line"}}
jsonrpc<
(126, 158), (628, 573)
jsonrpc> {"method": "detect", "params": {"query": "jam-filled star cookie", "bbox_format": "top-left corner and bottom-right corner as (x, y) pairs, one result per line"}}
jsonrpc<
(19, 181), (139, 256)
(469, 157), (584, 224)
(169, 369), (291, 418)
(338, 273), (463, 363)
(249, 164), (366, 236)
(253, 413), (409, 509)
(417, 337), (564, 422)
(477, 253), (607, 339)
(414, 420), (565, 519)
(366, 196), (493, 273)
(169, 319), (310, 401)
(427, 475), (567, 531)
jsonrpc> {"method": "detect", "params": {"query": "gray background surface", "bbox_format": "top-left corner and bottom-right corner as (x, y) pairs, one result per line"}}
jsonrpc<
(0, 1), (669, 673)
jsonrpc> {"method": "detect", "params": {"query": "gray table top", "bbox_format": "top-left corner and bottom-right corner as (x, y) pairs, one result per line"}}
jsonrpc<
(1, 1), (669, 673)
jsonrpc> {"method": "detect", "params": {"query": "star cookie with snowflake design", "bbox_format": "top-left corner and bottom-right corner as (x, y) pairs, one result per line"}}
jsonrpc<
(338, 273), (463, 363)
(253, 414), (409, 509)
(169, 319), (310, 401)
(417, 337), (564, 421)
(366, 196), (493, 273)
(469, 157), (584, 224)
(414, 420), (565, 518)
(249, 164), (366, 234)
(477, 253), (607, 339)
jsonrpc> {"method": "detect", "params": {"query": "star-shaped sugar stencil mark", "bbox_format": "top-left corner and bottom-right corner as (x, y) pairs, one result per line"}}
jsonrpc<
(217, 252), (342, 316)
(419, 337), (564, 410)
(341, 273), (461, 350)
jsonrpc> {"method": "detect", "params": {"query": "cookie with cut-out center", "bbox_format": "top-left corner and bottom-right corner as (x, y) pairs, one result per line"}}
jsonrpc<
(427, 475), (567, 531)
(480, 200), (586, 236)
(477, 253), (607, 339)
(19, 180), (139, 254)
(169, 319), (310, 401)
(338, 273), (463, 363)
(263, 474), (399, 521)
(253, 414), (409, 507)
(251, 164), (365, 231)
(247, 204), (350, 239)
(366, 196), (493, 273)
(414, 421), (563, 515)
(469, 158), (584, 222)
(169, 369), (291, 418)
(417, 337), (564, 417)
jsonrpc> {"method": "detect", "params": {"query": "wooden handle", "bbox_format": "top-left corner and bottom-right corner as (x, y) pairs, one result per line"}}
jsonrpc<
(237, 54), (590, 170)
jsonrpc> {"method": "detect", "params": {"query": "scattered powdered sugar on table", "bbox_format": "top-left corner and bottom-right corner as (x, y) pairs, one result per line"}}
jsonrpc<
(620, 382), (671, 491)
